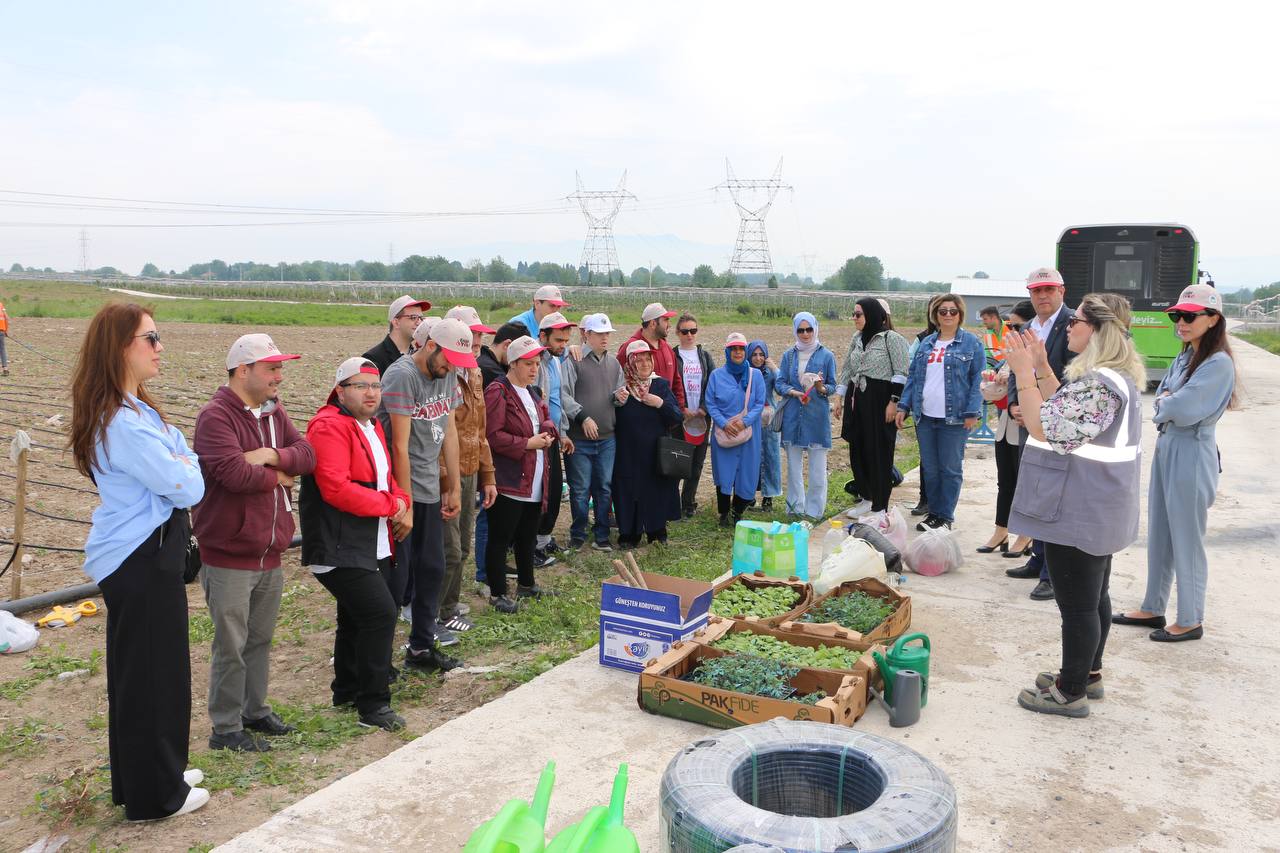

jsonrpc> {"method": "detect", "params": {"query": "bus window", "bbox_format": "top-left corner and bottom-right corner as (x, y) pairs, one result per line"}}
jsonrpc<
(1104, 259), (1143, 292)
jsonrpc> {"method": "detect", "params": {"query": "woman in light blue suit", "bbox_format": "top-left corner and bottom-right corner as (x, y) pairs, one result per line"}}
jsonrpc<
(706, 332), (766, 528)
(775, 312), (838, 521)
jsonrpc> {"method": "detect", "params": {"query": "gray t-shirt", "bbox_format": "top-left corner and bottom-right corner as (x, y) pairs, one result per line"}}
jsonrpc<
(377, 354), (459, 504)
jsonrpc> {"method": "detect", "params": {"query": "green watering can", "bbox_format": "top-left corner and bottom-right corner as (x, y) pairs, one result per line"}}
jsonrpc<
(871, 632), (931, 708)
(463, 761), (556, 853)
(546, 764), (639, 853)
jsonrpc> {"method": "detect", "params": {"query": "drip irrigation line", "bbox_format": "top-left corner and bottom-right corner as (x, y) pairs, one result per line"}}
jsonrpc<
(0, 417), (67, 437)
(0, 494), (92, 525)
(0, 470), (97, 494)
(0, 538), (86, 554)
(3, 335), (72, 368)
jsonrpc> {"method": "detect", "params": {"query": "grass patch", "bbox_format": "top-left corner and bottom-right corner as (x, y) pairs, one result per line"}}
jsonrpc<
(1237, 330), (1280, 355)
(0, 719), (55, 763)
(274, 582), (335, 646)
(188, 610), (216, 644)
(31, 764), (114, 829)
(0, 644), (103, 701)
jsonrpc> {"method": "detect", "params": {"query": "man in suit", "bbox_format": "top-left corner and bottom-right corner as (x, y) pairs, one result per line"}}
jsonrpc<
(1005, 267), (1075, 601)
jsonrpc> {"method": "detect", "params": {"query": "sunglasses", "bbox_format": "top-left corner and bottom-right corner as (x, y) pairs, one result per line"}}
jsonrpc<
(340, 381), (382, 391)
(936, 307), (961, 317)
(1006, 323), (1024, 332)
(796, 327), (815, 334)
(678, 327), (698, 335)
(1167, 310), (1209, 324)
(1066, 316), (1091, 329)
(135, 331), (161, 349)
(852, 311), (865, 318)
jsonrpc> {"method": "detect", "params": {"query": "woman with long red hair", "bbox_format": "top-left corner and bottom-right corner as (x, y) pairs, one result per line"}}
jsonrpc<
(69, 303), (209, 821)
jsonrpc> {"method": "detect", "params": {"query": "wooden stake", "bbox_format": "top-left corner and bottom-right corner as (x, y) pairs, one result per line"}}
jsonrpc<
(625, 552), (648, 590)
(610, 559), (634, 587)
(11, 440), (28, 600)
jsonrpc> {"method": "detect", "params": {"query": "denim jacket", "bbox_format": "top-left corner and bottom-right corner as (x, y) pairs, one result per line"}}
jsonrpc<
(900, 329), (984, 426)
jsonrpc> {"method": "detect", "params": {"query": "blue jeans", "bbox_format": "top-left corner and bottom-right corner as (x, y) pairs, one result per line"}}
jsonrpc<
(915, 416), (966, 524)
(759, 430), (782, 497)
(474, 507), (488, 582)
(566, 437), (616, 544)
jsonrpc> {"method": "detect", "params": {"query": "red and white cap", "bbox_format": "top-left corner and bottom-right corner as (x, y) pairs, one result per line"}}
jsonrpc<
(226, 334), (301, 370)
(411, 316), (442, 346)
(624, 339), (653, 358)
(388, 294), (431, 324)
(427, 317), (478, 368)
(445, 305), (495, 334)
(725, 332), (748, 348)
(534, 285), (568, 307)
(506, 336), (546, 361)
(335, 357), (380, 386)
(538, 311), (576, 331)
(1169, 283), (1222, 313)
(1026, 267), (1065, 289)
(641, 302), (676, 323)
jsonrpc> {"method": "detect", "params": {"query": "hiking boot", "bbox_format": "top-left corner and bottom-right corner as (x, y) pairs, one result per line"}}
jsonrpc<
(404, 644), (462, 673)
(1017, 683), (1089, 718)
(242, 711), (296, 736)
(209, 729), (271, 752)
(1030, 579), (1055, 601)
(1036, 671), (1104, 700)
(489, 595), (519, 614)
(358, 706), (406, 731)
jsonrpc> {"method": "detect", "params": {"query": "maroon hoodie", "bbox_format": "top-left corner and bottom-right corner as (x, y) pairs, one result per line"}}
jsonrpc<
(193, 385), (316, 570)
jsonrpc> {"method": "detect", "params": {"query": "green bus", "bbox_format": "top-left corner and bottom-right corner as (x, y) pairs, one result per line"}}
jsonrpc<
(1056, 223), (1207, 387)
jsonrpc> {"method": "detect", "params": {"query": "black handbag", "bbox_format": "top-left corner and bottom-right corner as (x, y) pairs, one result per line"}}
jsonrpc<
(656, 435), (695, 480)
(183, 534), (203, 584)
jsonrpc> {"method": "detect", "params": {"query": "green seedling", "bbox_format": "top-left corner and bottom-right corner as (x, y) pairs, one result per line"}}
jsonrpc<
(710, 632), (861, 670)
(709, 583), (800, 619)
(800, 591), (896, 634)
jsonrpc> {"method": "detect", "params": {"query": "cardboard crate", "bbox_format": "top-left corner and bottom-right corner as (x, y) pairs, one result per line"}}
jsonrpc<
(637, 640), (867, 729)
(782, 577), (912, 643)
(692, 616), (884, 695)
(709, 571), (812, 627)
(598, 571), (712, 673)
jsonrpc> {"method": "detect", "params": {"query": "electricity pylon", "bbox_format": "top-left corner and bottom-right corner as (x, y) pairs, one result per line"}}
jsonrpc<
(717, 158), (791, 276)
(567, 171), (635, 284)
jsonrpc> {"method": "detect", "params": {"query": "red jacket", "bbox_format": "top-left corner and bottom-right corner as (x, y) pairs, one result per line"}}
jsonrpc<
(616, 330), (687, 410)
(299, 401), (410, 571)
(193, 385), (316, 570)
(484, 376), (557, 509)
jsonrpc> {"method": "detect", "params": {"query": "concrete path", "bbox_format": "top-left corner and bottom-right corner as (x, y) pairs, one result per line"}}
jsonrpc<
(218, 339), (1279, 852)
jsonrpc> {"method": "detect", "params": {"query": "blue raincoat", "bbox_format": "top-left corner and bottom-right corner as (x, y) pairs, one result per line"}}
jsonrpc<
(705, 347), (766, 500)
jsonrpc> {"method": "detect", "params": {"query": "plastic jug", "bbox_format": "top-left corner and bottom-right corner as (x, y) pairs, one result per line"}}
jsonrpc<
(871, 632), (931, 707)
(546, 764), (639, 853)
(811, 537), (886, 595)
(463, 761), (556, 853)
(821, 519), (847, 561)
(869, 669), (922, 727)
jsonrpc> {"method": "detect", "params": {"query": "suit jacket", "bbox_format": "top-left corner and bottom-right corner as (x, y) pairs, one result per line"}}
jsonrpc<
(1008, 303), (1075, 438)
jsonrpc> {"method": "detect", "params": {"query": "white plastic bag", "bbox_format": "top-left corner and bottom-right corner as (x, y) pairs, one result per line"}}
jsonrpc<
(0, 610), (39, 654)
(813, 537), (886, 595)
(858, 507), (908, 554)
(904, 528), (964, 576)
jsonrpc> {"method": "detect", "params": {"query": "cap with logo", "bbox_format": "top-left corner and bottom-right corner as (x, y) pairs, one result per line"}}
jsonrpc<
(1026, 268), (1065, 289)
(226, 334), (301, 371)
(534, 285), (568, 307)
(538, 311), (576, 331)
(641, 302), (676, 323)
(335, 357), (380, 386)
(427, 317), (478, 368)
(411, 316), (442, 346)
(388, 295), (432, 325)
(444, 305), (496, 334)
(506, 336), (546, 362)
(624, 339), (653, 358)
(725, 332), (748, 348)
(1169, 283), (1222, 313)
(581, 313), (616, 333)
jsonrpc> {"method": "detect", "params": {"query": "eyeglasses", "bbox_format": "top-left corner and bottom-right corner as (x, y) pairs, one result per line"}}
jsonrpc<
(1006, 323), (1024, 332)
(936, 307), (961, 317)
(1167, 310), (1209, 324)
(852, 311), (864, 318)
(398, 313), (425, 323)
(796, 327), (815, 334)
(1066, 316), (1091, 329)
(135, 331), (161, 348)
(678, 327), (698, 335)
(340, 381), (382, 391)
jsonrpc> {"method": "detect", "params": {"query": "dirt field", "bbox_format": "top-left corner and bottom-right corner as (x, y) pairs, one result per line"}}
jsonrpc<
(0, 313), (875, 852)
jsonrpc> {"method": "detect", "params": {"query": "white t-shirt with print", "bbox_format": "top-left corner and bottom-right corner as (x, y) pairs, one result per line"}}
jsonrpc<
(513, 385), (544, 504)
(922, 338), (954, 418)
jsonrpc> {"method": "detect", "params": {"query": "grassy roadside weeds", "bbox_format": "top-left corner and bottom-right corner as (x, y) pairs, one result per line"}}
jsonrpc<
(1237, 330), (1280, 355)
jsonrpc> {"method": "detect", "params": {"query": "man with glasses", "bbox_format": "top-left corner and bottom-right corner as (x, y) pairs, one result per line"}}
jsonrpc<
(1006, 268), (1076, 601)
(364, 295), (432, 376)
(673, 313), (715, 518)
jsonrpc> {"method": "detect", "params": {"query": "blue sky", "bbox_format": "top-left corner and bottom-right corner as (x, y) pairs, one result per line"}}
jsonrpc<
(0, 0), (1276, 287)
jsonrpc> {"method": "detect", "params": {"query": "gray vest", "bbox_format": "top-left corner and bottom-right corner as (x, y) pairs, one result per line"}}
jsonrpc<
(1009, 368), (1141, 557)
(567, 352), (620, 441)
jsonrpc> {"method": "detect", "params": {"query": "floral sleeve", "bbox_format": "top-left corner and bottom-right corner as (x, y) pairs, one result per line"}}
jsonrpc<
(1040, 377), (1121, 454)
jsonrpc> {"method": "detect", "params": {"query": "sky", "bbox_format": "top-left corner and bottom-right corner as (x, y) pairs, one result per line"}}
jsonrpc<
(0, 0), (1276, 287)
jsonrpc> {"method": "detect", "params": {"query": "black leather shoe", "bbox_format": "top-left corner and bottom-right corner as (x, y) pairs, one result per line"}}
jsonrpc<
(209, 729), (271, 752)
(1005, 563), (1040, 579)
(1029, 580), (1055, 601)
(843, 481), (861, 499)
(1150, 626), (1202, 642)
(405, 644), (462, 673)
(1111, 612), (1166, 629)
(909, 502), (930, 517)
(242, 711), (296, 736)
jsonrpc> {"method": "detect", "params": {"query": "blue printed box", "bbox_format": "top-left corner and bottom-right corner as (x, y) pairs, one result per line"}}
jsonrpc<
(599, 572), (713, 673)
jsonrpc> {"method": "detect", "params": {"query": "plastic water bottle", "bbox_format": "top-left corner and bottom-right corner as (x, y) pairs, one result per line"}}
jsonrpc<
(821, 519), (848, 562)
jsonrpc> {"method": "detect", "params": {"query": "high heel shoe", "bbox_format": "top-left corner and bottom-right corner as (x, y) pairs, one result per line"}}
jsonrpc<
(976, 535), (1009, 554)
(1002, 539), (1033, 558)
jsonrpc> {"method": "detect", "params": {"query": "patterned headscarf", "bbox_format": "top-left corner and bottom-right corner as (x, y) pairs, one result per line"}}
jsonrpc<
(624, 348), (653, 397)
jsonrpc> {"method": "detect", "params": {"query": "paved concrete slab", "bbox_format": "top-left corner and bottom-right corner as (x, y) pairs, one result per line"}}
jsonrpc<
(219, 339), (1280, 852)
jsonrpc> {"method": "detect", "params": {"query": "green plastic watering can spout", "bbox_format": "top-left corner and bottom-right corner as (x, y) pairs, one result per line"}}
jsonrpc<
(531, 761), (556, 825)
(607, 764), (628, 827)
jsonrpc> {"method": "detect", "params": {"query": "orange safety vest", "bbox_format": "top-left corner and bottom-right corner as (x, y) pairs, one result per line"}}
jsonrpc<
(0, 302), (8, 334)
(981, 322), (1006, 362)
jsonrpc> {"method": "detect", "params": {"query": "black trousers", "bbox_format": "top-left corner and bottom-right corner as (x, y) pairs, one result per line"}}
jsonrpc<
(993, 438), (1022, 528)
(716, 492), (750, 519)
(681, 440), (709, 513)
(403, 501), (445, 651)
(1044, 542), (1112, 698)
(537, 444), (563, 537)
(97, 509), (192, 821)
(487, 493), (541, 597)
(849, 380), (898, 512)
(314, 560), (397, 714)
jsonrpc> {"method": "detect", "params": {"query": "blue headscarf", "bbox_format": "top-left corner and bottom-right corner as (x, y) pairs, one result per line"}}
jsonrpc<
(793, 312), (820, 353)
(724, 344), (749, 389)
(745, 340), (768, 364)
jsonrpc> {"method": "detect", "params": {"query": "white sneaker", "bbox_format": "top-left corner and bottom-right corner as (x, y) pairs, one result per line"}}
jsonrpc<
(173, 787), (210, 817)
(183, 769), (204, 787)
(845, 500), (873, 519)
